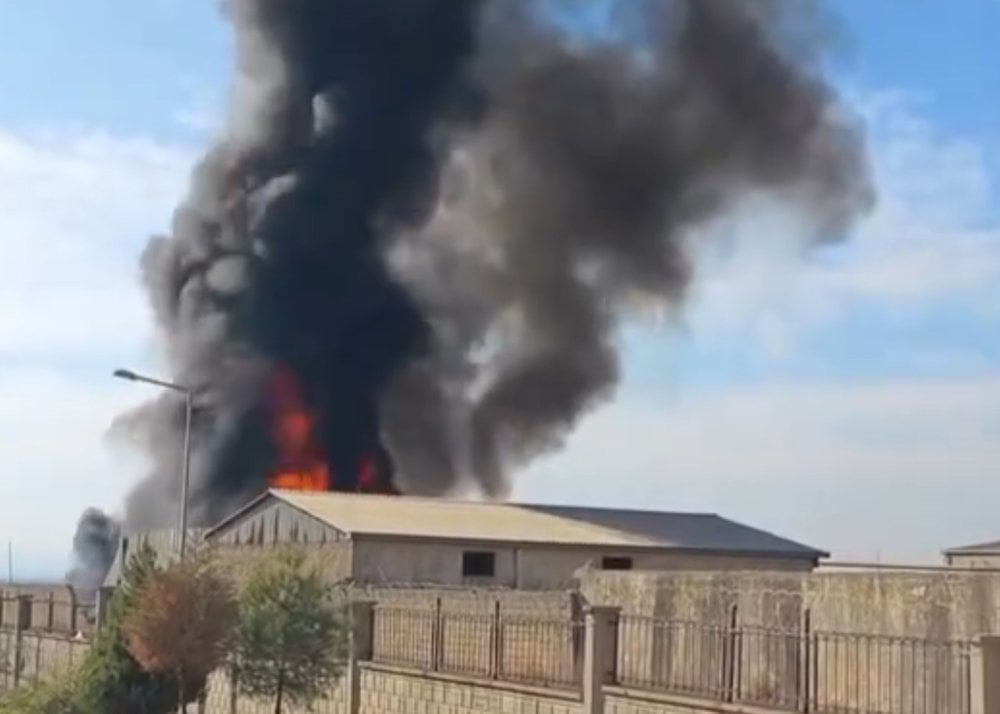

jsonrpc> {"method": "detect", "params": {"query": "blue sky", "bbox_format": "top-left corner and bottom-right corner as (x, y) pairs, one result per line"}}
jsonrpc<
(0, 1), (997, 578)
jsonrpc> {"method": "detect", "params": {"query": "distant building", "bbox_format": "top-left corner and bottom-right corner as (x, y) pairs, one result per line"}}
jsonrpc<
(101, 529), (207, 588)
(0, 582), (89, 634)
(943, 539), (1000, 569)
(202, 489), (827, 589)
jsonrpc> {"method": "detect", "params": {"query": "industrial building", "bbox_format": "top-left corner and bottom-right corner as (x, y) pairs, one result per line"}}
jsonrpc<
(199, 489), (826, 588)
(101, 528), (207, 589)
(943, 539), (1000, 569)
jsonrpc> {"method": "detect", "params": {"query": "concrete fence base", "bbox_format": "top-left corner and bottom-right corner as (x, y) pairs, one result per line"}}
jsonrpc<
(971, 636), (1000, 714)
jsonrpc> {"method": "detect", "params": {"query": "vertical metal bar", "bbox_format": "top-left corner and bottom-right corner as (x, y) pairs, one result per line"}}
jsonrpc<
(491, 600), (502, 680)
(12, 596), (26, 688)
(724, 604), (738, 703)
(609, 612), (619, 687)
(820, 633), (828, 712)
(432, 598), (442, 671)
(799, 609), (811, 712)
(178, 391), (193, 559)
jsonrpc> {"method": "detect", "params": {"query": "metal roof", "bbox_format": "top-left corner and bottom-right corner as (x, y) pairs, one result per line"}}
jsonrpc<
(205, 490), (826, 559)
(944, 539), (1000, 556)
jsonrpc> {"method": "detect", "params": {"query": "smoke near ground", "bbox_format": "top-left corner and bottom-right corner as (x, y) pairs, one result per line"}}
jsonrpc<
(66, 509), (120, 598)
(70, 0), (873, 588)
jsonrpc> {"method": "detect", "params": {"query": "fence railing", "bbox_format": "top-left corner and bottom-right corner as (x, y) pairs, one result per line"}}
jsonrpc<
(370, 605), (584, 689)
(0, 628), (91, 693)
(0, 594), (95, 636)
(615, 613), (974, 714)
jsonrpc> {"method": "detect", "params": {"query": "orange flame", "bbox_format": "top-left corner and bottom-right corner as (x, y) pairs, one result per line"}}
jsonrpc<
(268, 366), (399, 494)
(269, 367), (331, 491)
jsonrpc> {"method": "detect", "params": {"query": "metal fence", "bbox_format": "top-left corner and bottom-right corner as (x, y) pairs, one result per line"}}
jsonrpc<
(615, 613), (973, 714)
(0, 628), (91, 694)
(370, 605), (584, 689)
(0, 594), (94, 637)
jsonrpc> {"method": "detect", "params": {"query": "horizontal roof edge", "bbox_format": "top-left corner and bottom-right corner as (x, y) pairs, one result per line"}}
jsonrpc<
(944, 540), (1000, 556)
(350, 530), (827, 559)
(203, 490), (825, 558)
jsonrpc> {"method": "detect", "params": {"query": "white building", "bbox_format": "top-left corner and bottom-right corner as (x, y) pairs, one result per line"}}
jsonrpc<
(944, 539), (1000, 569)
(203, 489), (826, 588)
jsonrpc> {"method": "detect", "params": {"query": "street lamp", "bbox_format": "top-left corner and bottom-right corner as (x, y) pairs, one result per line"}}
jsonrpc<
(114, 368), (194, 559)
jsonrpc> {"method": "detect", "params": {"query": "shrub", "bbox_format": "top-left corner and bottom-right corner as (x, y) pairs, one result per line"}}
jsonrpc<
(0, 679), (77, 714)
(231, 550), (351, 713)
(123, 554), (236, 709)
(70, 541), (181, 713)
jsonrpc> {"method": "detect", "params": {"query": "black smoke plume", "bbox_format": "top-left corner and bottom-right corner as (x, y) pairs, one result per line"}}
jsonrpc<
(70, 0), (873, 587)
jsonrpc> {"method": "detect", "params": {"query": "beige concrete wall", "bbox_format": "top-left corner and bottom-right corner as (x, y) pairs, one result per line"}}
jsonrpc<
(606, 694), (694, 714)
(0, 588), (83, 633)
(353, 539), (518, 586)
(364, 586), (574, 617)
(518, 550), (810, 590)
(605, 689), (770, 713)
(358, 665), (584, 714)
(356, 666), (788, 714)
(581, 570), (806, 622)
(201, 667), (349, 713)
(352, 538), (814, 590)
(0, 629), (89, 694)
(209, 541), (353, 587)
(581, 570), (985, 714)
(580, 568), (1000, 639)
(946, 554), (1000, 568)
(196, 664), (791, 714)
(807, 571), (1000, 640)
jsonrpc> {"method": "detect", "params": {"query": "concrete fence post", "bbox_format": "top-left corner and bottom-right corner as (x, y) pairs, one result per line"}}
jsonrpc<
(66, 585), (79, 635)
(583, 606), (620, 714)
(971, 635), (1000, 714)
(95, 586), (115, 632)
(12, 595), (30, 688)
(345, 601), (374, 714)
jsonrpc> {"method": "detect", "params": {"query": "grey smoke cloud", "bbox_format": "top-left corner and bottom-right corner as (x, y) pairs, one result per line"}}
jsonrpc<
(385, 0), (873, 494)
(66, 508), (120, 598)
(70, 0), (873, 586)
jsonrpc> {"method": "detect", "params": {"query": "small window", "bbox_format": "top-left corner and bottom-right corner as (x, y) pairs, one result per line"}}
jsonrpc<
(462, 551), (496, 577)
(601, 556), (633, 571)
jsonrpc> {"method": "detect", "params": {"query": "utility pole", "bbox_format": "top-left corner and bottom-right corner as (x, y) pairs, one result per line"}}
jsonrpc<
(113, 369), (195, 560)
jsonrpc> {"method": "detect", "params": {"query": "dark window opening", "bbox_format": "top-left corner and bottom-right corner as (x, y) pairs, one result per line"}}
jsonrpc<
(601, 556), (633, 571)
(462, 551), (496, 577)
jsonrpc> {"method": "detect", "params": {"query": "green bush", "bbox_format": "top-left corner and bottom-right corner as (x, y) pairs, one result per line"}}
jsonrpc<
(69, 541), (184, 713)
(0, 678), (78, 714)
(123, 554), (235, 707)
(231, 550), (351, 713)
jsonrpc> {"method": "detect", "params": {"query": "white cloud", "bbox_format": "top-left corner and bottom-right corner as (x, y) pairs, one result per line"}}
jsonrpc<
(0, 127), (195, 357)
(680, 92), (1000, 352)
(173, 93), (224, 136)
(518, 93), (1000, 565)
(0, 368), (150, 578)
(0, 126), (194, 577)
(520, 376), (1000, 564)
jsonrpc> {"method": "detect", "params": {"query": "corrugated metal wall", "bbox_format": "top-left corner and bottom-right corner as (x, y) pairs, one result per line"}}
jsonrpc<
(211, 499), (346, 547)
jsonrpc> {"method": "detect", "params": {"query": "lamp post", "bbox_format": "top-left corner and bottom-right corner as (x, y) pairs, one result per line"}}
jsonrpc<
(113, 368), (194, 559)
